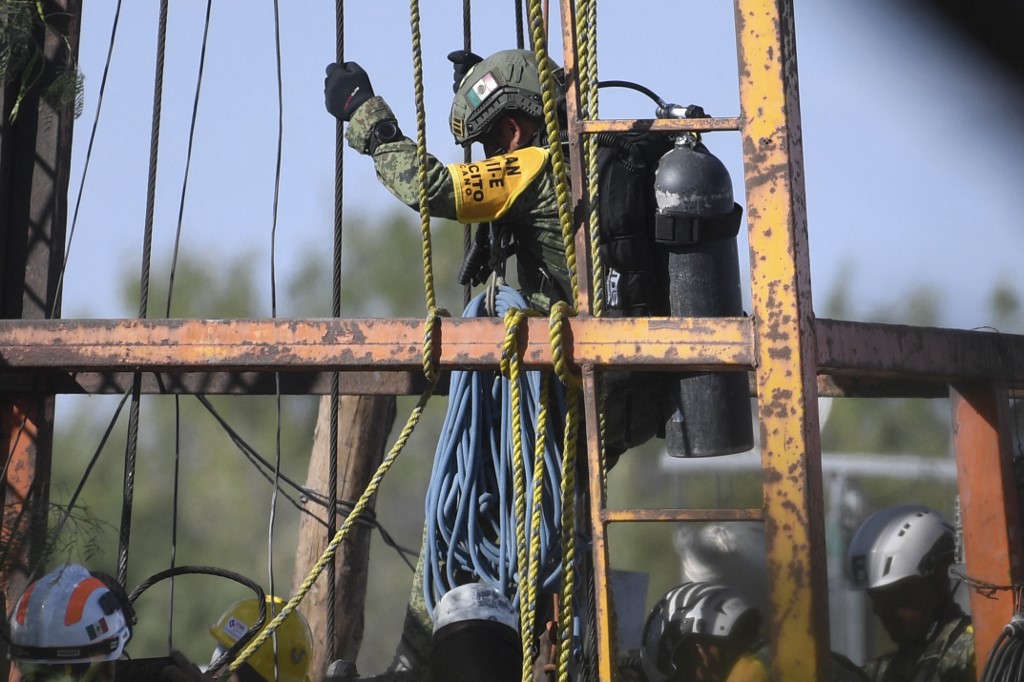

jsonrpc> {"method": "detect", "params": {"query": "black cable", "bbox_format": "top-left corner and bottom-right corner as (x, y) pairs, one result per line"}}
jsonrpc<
(160, 0), (214, 650)
(127, 565), (266, 676)
(597, 79), (665, 108)
(329, 0), (346, 656)
(514, 0), (524, 50)
(118, 0), (169, 589)
(192, 395), (417, 570)
(266, 1), (286, 670)
(462, 0), (473, 309)
(982, 615), (1024, 681)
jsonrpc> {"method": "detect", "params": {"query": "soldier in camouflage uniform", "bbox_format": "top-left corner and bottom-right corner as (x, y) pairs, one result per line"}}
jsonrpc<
(848, 505), (975, 682)
(324, 49), (667, 681)
(325, 50), (571, 314)
(325, 50), (572, 682)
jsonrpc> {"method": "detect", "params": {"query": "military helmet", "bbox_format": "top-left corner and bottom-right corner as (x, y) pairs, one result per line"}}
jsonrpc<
(640, 581), (760, 682)
(450, 49), (547, 146)
(847, 504), (954, 591)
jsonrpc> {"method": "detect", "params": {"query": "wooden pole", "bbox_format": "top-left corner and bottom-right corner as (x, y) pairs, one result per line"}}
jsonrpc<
(293, 394), (396, 679)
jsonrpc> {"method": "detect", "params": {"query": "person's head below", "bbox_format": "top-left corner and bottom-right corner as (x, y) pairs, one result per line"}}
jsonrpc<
(848, 504), (957, 647)
(208, 596), (313, 682)
(8, 564), (134, 682)
(640, 581), (762, 682)
(449, 49), (558, 158)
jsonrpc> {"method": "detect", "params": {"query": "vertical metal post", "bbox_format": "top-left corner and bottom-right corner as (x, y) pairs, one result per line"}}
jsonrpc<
(951, 381), (1023, 674)
(734, 0), (830, 678)
(0, 0), (80, 608)
(581, 365), (614, 680)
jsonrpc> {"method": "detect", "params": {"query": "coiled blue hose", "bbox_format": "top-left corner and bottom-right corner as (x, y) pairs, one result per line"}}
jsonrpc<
(424, 286), (568, 613)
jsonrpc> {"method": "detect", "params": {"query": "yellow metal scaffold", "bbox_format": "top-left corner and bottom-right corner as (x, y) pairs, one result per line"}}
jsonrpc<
(1, 1), (1023, 680)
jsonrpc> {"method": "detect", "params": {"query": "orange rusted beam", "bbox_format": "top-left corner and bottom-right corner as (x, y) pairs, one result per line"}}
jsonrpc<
(950, 382), (1023, 677)
(0, 397), (53, 606)
(580, 116), (741, 134)
(0, 316), (754, 372)
(736, 0), (830, 678)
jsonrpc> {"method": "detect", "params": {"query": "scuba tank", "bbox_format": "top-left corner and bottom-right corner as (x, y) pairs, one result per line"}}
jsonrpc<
(652, 107), (753, 457)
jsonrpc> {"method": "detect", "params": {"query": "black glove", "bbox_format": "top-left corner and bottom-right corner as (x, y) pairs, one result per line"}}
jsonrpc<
(324, 61), (374, 122)
(447, 50), (483, 93)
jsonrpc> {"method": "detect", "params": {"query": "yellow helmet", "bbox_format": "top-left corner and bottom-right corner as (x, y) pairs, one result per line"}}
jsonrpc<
(209, 596), (313, 682)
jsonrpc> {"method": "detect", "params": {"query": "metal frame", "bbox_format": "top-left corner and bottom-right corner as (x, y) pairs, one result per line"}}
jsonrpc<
(1, 0), (1022, 679)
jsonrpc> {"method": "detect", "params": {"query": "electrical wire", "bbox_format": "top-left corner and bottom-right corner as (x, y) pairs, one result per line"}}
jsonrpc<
(265, 2), (287, 655)
(423, 287), (568, 612)
(192, 395), (417, 570)
(982, 612), (1024, 681)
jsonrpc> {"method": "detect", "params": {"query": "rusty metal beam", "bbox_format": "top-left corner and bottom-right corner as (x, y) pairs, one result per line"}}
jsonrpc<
(950, 382), (1024, 673)
(0, 371), (438, 396)
(0, 316), (755, 372)
(818, 318), (1024, 387)
(602, 508), (762, 523)
(0, 369), (998, 400)
(736, 0), (831, 678)
(580, 116), (741, 134)
(2, 316), (1020, 384)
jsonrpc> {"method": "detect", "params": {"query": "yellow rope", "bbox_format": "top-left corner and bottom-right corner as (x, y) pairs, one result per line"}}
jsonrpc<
(226, 310), (444, 675)
(527, 0), (578, 308)
(500, 306), (536, 682)
(524, 370), (551, 673)
(575, 0), (603, 318)
(409, 0), (438, 312)
(230, 2), (448, 673)
(546, 301), (580, 682)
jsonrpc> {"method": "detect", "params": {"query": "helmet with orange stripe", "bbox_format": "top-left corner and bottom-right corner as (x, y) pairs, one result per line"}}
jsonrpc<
(8, 564), (134, 666)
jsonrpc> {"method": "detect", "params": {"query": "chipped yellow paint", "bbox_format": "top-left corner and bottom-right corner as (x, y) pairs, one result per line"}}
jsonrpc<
(736, 0), (831, 679)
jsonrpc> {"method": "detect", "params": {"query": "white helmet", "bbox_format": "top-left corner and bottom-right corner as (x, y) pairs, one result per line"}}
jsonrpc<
(641, 582), (760, 682)
(431, 583), (518, 634)
(847, 504), (954, 590)
(8, 564), (133, 665)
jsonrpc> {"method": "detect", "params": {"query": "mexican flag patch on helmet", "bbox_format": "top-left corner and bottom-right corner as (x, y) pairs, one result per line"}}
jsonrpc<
(466, 72), (499, 108)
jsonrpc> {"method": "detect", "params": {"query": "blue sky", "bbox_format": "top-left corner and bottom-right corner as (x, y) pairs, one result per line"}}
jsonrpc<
(64, 2), (1023, 329)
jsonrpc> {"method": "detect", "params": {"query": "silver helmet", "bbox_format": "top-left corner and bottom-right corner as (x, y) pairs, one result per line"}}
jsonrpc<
(640, 581), (760, 682)
(847, 504), (954, 590)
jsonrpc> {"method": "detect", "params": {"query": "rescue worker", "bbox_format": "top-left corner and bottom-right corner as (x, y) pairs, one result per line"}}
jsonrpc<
(7, 563), (134, 682)
(324, 48), (664, 681)
(160, 595), (314, 682)
(325, 46), (664, 456)
(639, 581), (768, 681)
(159, 593), (311, 679)
(636, 581), (868, 682)
(324, 50), (570, 315)
(847, 504), (975, 682)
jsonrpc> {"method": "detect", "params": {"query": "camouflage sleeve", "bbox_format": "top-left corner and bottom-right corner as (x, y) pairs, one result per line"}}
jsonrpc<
(345, 95), (460, 220)
(939, 623), (976, 682)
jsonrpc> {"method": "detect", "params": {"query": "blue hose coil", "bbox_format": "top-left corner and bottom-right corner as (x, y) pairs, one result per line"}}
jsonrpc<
(424, 286), (569, 613)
